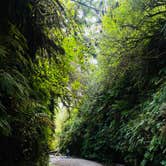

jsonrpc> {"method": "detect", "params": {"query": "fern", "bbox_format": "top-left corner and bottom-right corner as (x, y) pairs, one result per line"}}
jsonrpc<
(0, 101), (10, 136)
(0, 70), (29, 98)
(34, 113), (55, 129)
(0, 101), (6, 112)
(0, 118), (11, 136)
(0, 45), (7, 57)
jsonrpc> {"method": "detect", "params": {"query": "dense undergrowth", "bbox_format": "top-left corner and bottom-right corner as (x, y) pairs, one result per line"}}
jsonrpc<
(56, 0), (166, 165)
(1, 0), (166, 166)
(0, 0), (85, 165)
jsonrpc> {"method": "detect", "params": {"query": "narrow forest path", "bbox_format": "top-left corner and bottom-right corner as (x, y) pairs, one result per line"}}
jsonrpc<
(49, 155), (103, 166)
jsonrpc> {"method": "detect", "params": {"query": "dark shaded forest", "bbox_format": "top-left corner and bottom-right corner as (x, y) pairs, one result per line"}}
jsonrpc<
(0, 0), (166, 166)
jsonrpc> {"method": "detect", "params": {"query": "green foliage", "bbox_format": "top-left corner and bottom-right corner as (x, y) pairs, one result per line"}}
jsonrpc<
(1, 0), (166, 165)
(0, 0), (85, 164)
(56, 0), (166, 165)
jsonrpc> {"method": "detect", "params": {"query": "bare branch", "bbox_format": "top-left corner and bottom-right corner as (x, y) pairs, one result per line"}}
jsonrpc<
(71, 0), (101, 13)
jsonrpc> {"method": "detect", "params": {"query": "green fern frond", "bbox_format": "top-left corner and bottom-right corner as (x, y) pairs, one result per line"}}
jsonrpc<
(12, 69), (29, 88)
(0, 101), (6, 112)
(0, 45), (8, 57)
(34, 113), (55, 128)
(0, 70), (29, 98)
(0, 118), (11, 136)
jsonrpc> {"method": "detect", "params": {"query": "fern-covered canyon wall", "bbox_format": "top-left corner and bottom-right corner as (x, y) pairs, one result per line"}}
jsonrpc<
(0, 0), (166, 166)
(0, 0), (85, 165)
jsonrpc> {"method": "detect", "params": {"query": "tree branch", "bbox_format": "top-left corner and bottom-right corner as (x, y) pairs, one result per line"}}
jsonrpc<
(71, 0), (101, 13)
